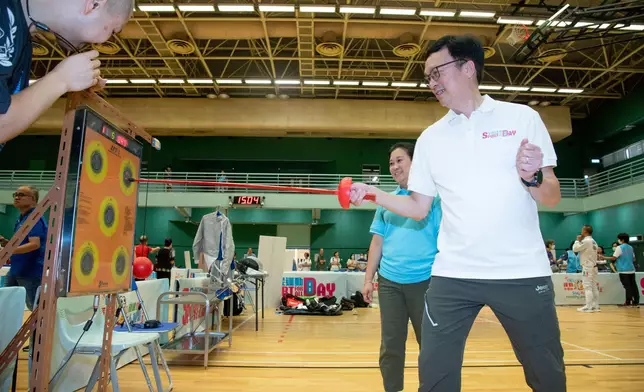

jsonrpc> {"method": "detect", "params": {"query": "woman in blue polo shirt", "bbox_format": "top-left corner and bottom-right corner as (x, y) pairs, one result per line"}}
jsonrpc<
(604, 233), (639, 307)
(362, 142), (442, 392)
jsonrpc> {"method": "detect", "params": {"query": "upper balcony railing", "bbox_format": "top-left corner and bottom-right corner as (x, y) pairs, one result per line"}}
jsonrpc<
(1, 156), (644, 199)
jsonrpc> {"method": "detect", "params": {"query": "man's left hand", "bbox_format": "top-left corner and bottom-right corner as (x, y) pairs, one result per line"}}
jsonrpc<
(516, 138), (543, 181)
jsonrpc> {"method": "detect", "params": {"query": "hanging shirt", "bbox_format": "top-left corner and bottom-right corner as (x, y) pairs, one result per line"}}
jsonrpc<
(193, 211), (235, 290)
(614, 244), (635, 273)
(0, 0), (32, 153)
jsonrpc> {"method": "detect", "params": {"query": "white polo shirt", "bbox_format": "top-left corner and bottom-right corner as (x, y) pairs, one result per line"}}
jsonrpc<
(408, 95), (557, 280)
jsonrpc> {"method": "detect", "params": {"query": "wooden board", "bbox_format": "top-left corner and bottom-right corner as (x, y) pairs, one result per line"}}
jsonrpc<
(13, 305), (644, 391)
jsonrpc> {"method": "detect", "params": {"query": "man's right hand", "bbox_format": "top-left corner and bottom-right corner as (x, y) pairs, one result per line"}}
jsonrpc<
(362, 281), (374, 303)
(51, 50), (101, 92)
(350, 182), (376, 206)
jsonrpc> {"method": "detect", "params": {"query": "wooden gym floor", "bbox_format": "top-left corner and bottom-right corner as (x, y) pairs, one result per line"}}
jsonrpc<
(14, 305), (644, 391)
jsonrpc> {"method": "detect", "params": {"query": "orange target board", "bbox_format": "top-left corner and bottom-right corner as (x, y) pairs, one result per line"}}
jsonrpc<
(62, 110), (142, 295)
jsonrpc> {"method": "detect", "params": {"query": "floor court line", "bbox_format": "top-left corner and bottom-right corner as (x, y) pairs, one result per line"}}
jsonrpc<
(211, 348), (644, 355)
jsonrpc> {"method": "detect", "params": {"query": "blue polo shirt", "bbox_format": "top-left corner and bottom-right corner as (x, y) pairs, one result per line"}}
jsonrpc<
(8, 208), (47, 279)
(369, 188), (442, 284)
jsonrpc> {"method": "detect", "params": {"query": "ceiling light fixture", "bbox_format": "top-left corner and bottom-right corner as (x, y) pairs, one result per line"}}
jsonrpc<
(420, 8), (456, 17)
(531, 87), (557, 93)
(177, 4), (215, 11)
(503, 86), (530, 91)
(105, 79), (129, 84)
(479, 84), (503, 90)
(299, 5), (336, 13)
(130, 79), (157, 84)
(391, 82), (418, 87)
(216, 79), (243, 84)
(187, 79), (213, 84)
(339, 6), (376, 14)
(275, 79), (300, 85)
(362, 81), (389, 86)
(304, 80), (330, 85)
(459, 10), (496, 18)
(158, 79), (185, 84)
(622, 24), (644, 31)
(380, 7), (417, 16)
(497, 17), (534, 25)
(333, 80), (360, 86)
(138, 4), (175, 12)
(218, 4), (255, 12)
(245, 79), (273, 84)
(557, 88), (584, 93)
(258, 5), (295, 12)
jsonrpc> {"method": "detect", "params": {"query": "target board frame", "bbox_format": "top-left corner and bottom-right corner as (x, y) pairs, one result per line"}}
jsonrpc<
(56, 107), (144, 297)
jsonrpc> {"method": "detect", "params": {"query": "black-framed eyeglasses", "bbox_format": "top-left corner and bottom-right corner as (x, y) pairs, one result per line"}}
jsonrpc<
(424, 59), (466, 84)
(13, 192), (33, 199)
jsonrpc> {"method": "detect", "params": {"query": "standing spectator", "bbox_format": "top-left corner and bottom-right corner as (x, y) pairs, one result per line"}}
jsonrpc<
(164, 166), (173, 192)
(154, 238), (175, 282)
(135, 235), (160, 258)
(330, 251), (341, 271)
(563, 241), (581, 273)
(246, 248), (256, 257)
(298, 252), (312, 271)
(573, 225), (600, 312)
(217, 170), (227, 192)
(314, 248), (326, 271)
(603, 233), (639, 307)
(0, 186), (47, 311)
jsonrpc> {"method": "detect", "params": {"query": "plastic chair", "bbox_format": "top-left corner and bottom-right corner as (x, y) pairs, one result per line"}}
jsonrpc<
(49, 299), (163, 392)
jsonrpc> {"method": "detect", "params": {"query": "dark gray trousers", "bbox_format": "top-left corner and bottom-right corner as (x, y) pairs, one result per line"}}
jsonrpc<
(418, 276), (566, 392)
(378, 275), (431, 392)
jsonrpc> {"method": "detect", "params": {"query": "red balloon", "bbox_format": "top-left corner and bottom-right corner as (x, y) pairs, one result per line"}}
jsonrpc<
(133, 256), (153, 279)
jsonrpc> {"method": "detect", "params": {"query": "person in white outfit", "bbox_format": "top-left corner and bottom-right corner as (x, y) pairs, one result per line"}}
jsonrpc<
(573, 225), (601, 312)
(298, 252), (312, 271)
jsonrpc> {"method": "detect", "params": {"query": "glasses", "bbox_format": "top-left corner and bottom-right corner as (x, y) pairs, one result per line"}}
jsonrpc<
(13, 192), (33, 199)
(424, 59), (466, 84)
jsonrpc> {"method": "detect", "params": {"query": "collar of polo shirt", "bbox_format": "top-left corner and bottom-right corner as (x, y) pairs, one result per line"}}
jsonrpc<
(447, 95), (497, 124)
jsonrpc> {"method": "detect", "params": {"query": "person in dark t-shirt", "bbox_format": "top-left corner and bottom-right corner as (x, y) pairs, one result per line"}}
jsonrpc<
(155, 238), (175, 282)
(0, 0), (134, 150)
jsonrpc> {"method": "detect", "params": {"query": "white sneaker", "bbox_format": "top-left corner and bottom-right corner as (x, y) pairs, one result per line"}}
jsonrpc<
(592, 307), (601, 312)
(577, 306), (594, 312)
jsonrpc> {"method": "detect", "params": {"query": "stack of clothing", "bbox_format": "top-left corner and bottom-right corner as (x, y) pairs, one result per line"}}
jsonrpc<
(280, 293), (357, 316)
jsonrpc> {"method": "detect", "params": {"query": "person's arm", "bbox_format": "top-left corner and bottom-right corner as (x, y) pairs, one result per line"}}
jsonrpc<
(352, 133), (435, 220)
(12, 236), (39, 254)
(0, 51), (102, 144)
(365, 235), (383, 285)
(572, 239), (588, 253)
(604, 246), (621, 262)
(516, 111), (562, 208)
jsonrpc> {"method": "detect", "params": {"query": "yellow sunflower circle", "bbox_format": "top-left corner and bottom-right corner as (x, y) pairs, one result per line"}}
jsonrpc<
(84, 140), (108, 184)
(120, 159), (137, 196)
(99, 197), (119, 237)
(74, 241), (99, 286)
(111, 246), (129, 285)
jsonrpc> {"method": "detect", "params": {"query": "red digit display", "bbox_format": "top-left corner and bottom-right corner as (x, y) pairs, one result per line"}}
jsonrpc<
(234, 196), (262, 205)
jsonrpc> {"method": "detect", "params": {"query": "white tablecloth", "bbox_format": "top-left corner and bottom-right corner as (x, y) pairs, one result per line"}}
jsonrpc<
(282, 271), (644, 306)
(551, 272), (644, 305)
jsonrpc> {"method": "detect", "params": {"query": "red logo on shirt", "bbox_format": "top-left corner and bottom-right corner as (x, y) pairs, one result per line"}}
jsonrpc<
(482, 130), (516, 139)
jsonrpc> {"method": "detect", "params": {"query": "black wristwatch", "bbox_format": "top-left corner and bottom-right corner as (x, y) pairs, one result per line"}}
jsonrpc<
(521, 169), (543, 188)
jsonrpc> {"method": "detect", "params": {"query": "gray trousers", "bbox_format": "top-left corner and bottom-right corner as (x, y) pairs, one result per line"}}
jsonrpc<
(378, 275), (431, 392)
(419, 276), (566, 392)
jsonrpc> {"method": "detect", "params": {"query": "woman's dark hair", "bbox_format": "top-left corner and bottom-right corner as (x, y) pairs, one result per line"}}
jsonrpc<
(612, 241), (619, 247)
(139, 235), (148, 243)
(617, 233), (630, 244)
(164, 238), (172, 247)
(545, 240), (554, 249)
(389, 142), (415, 159)
(568, 241), (575, 251)
(304, 252), (310, 258)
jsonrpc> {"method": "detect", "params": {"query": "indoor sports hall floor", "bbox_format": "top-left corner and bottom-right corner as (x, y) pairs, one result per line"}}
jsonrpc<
(15, 305), (644, 391)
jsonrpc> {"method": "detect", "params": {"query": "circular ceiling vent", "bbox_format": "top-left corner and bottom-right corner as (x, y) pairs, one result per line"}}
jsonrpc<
(316, 42), (343, 57)
(92, 41), (120, 55)
(393, 42), (421, 58)
(483, 46), (496, 59)
(316, 31), (344, 57)
(168, 39), (195, 55)
(32, 42), (49, 56)
(537, 48), (567, 63)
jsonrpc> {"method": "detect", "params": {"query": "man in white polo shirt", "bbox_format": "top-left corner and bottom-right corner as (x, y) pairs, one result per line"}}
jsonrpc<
(350, 35), (566, 391)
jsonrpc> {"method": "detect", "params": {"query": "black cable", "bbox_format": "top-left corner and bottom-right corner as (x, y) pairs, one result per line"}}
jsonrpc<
(49, 297), (99, 382)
